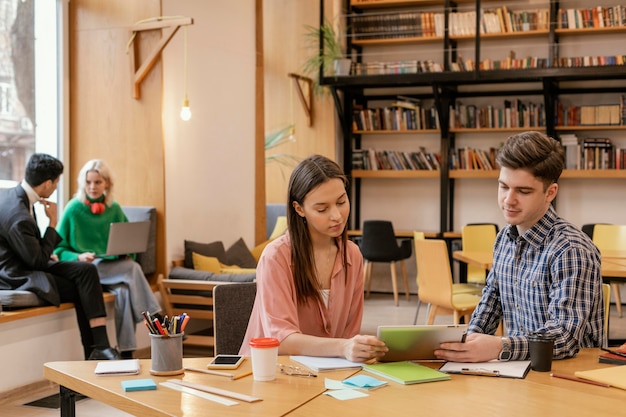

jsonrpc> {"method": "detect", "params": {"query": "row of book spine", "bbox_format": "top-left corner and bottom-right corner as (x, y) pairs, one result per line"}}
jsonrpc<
(452, 53), (626, 72)
(353, 104), (439, 131)
(560, 135), (626, 170)
(450, 100), (545, 129)
(453, 8), (550, 37)
(449, 147), (499, 171)
(557, 6), (626, 29)
(350, 11), (442, 40)
(352, 148), (440, 171)
(349, 6), (626, 43)
(353, 60), (443, 75)
(555, 97), (626, 127)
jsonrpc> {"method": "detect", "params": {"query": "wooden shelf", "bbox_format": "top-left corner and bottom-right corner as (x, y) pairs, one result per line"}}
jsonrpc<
(555, 26), (626, 36)
(352, 169), (440, 179)
(352, 37), (443, 47)
(555, 125), (626, 131)
(350, 0), (443, 9)
(561, 170), (626, 179)
(451, 29), (549, 41)
(350, 0), (503, 8)
(450, 127), (545, 134)
(354, 129), (440, 135)
(449, 170), (498, 179)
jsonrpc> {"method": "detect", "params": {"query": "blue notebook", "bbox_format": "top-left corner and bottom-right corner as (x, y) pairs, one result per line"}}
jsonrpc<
(121, 379), (157, 392)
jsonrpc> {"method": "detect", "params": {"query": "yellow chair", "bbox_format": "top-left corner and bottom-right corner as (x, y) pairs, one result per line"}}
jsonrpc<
(603, 283), (611, 348)
(461, 224), (498, 285)
(414, 239), (481, 325)
(592, 224), (626, 317)
(413, 232), (482, 324)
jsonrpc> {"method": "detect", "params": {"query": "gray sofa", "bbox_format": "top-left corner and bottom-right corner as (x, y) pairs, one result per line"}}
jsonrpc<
(0, 206), (156, 309)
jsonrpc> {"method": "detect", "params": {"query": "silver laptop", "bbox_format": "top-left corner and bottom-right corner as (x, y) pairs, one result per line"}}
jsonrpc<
(377, 324), (468, 362)
(97, 221), (151, 257)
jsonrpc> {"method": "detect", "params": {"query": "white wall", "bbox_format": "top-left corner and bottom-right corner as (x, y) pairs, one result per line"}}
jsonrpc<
(162, 1), (257, 262)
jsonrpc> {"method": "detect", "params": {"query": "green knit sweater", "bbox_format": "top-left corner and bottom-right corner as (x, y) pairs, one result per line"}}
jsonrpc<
(54, 198), (130, 261)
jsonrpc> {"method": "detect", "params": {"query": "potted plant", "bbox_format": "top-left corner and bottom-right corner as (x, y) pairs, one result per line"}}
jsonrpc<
(303, 19), (351, 91)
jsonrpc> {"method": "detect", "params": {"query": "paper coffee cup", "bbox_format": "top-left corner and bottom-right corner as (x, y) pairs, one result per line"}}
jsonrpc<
(249, 337), (280, 381)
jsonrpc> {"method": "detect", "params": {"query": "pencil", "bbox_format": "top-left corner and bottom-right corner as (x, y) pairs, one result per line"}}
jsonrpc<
(184, 367), (234, 378)
(550, 372), (610, 388)
(232, 371), (253, 380)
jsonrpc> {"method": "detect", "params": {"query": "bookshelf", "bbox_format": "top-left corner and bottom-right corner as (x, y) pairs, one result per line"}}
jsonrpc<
(320, 0), (626, 233)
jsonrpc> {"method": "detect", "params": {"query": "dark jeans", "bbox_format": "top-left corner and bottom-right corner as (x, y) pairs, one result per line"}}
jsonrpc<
(47, 261), (107, 358)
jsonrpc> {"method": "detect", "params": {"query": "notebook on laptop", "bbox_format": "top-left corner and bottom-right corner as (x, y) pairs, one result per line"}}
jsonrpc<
(377, 324), (468, 362)
(97, 221), (151, 257)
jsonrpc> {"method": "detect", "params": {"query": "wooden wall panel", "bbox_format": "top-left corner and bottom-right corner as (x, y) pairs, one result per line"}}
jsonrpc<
(69, 0), (165, 281)
(263, 0), (338, 205)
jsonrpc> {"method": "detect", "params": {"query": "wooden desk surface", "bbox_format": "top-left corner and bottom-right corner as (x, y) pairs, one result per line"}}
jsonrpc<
(44, 357), (358, 417)
(290, 349), (625, 417)
(453, 250), (626, 279)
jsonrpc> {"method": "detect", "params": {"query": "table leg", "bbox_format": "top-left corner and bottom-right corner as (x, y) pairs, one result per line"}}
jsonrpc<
(59, 385), (77, 417)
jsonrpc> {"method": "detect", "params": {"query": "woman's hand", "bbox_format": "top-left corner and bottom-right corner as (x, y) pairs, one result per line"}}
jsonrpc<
(78, 252), (96, 263)
(343, 334), (388, 363)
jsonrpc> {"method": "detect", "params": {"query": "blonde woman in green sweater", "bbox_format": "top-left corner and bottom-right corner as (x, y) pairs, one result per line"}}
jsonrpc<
(55, 159), (160, 359)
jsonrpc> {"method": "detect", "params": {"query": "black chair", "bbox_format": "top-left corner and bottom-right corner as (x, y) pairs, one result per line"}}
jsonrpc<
(213, 282), (257, 355)
(360, 220), (413, 306)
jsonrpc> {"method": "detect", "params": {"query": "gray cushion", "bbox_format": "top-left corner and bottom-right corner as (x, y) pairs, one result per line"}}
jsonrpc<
(168, 266), (255, 283)
(0, 290), (45, 308)
(224, 238), (257, 268)
(121, 206), (156, 275)
(184, 240), (227, 269)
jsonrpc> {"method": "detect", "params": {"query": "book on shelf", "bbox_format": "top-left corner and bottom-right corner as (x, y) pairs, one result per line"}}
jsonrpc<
(352, 148), (441, 171)
(559, 133), (579, 170)
(362, 361), (450, 385)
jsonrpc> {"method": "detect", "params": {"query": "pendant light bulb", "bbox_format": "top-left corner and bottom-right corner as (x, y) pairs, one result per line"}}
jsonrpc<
(180, 97), (191, 121)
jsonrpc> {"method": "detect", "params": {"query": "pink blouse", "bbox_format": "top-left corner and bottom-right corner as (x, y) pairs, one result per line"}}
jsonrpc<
(239, 233), (364, 355)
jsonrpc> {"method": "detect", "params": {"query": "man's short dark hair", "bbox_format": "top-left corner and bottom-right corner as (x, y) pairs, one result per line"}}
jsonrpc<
(24, 153), (64, 187)
(496, 131), (565, 190)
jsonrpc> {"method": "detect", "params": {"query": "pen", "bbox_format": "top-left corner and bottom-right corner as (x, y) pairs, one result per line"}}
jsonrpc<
(550, 372), (610, 388)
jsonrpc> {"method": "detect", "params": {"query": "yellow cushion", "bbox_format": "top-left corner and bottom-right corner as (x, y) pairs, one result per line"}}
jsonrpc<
(269, 216), (288, 240)
(192, 252), (221, 273)
(251, 239), (271, 263)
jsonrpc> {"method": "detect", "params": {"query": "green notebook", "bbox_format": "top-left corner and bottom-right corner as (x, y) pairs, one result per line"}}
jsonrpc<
(362, 361), (451, 385)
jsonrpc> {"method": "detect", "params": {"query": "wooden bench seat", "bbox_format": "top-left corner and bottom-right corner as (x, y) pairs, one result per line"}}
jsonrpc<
(0, 292), (115, 325)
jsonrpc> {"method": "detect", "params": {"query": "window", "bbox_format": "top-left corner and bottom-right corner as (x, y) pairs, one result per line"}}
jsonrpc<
(0, 0), (65, 191)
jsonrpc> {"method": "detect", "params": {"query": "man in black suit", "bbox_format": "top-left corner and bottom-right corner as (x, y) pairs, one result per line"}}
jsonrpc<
(0, 154), (120, 360)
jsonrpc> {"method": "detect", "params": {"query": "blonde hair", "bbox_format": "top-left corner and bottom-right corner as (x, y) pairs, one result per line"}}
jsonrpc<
(75, 159), (115, 206)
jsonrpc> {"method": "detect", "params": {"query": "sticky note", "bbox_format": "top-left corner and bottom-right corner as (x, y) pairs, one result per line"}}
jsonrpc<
(121, 378), (157, 392)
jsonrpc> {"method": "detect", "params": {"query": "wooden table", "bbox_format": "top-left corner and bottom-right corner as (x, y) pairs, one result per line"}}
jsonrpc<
(453, 250), (626, 278)
(290, 349), (625, 417)
(44, 350), (625, 416)
(44, 356), (358, 417)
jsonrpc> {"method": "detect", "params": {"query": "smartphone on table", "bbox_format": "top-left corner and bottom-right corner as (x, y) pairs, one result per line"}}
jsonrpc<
(207, 354), (245, 370)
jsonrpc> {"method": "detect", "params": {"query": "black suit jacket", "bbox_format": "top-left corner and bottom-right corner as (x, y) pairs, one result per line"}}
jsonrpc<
(0, 185), (63, 305)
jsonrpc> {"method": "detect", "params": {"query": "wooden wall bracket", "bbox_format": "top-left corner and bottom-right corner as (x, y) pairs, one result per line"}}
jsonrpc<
(288, 73), (314, 127)
(128, 16), (194, 99)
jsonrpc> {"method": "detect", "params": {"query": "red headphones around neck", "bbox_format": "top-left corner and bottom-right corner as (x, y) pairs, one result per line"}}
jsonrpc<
(85, 199), (106, 214)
